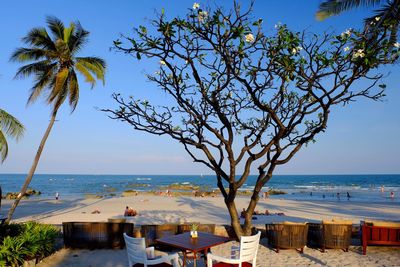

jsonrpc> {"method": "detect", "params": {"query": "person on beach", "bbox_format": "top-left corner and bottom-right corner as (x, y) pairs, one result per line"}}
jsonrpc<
(124, 206), (129, 216)
(336, 192), (340, 200)
(381, 185), (385, 193)
(124, 206), (137, 216)
(390, 191), (395, 199)
(347, 192), (351, 200)
(263, 191), (269, 199)
(55, 192), (59, 200)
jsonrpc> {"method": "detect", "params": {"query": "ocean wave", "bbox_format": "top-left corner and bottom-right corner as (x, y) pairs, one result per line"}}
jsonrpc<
(136, 178), (152, 181)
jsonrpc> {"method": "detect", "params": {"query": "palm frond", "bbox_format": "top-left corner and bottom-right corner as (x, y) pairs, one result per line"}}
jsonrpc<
(10, 48), (50, 62)
(316, 0), (385, 20)
(75, 61), (96, 87)
(0, 130), (8, 163)
(46, 16), (65, 40)
(27, 63), (57, 104)
(0, 109), (25, 141)
(52, 82), (69, 112)
(75, 57), (106, 84)
(0, 109), (25, 161)
(47, 68), (69, 103)
(14, 60), (53, 79)
(63, 22), (76, 44)
(68, 22), (89, 53)
(68, 70), (80, 111)
(22, 27), (55, 50)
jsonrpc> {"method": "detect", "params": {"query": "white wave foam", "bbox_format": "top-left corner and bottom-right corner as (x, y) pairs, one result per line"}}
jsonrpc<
(136, 178), (152, 181)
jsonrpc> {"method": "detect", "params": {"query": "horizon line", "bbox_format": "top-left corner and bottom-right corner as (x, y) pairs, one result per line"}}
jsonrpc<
(1, 172), (399, 176)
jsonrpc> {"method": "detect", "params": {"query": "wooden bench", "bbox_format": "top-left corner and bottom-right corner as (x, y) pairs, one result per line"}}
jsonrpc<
(361, 221), (400, 255)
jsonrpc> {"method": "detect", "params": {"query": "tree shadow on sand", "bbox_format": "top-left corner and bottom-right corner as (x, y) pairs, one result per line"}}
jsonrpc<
(1, 197), (106, 223)
(175, 197), (232, 223)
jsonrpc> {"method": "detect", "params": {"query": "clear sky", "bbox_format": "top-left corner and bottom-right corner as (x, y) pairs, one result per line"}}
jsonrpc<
(0, 0), (399, 175)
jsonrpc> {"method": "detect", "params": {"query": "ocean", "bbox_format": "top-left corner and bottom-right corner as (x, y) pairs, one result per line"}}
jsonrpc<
(0, 174), (399, 203)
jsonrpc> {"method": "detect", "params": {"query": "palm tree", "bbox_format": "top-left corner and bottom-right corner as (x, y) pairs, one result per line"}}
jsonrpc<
(316, 0), (400, 44)
(0, 109), (24, 163)
(0, 109), (24, 212)
(5, 16), (106, 223)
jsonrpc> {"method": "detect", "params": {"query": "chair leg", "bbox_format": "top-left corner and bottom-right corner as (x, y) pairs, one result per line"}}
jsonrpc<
(202, 249), (208, 265)
(183, 251), (187, 267)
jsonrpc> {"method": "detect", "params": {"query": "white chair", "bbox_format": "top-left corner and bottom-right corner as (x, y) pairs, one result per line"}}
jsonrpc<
(207, 231), (261, 267)
(123, 233), (179, 267)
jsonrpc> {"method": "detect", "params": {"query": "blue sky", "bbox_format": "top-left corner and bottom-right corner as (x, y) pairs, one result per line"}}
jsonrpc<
(0, 0), (399, 175)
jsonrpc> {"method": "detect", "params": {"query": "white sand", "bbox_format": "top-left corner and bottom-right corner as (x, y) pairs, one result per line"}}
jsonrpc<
(2, 195), (399, 225)
(2, 195), (399, 266)
(36, 243), (400, 267)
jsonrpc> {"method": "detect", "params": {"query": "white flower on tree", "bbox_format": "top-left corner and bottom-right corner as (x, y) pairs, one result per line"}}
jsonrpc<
(352, 49), (365, 59)
(245, 33), (255, 43)
(341, 29), (352, 38)
(344, 46), (350, 52)
(394, 42), (400, 48)
(193, 3), (200, 10)
(291, 46), (302, 55)
(159, 60), (166, 65)
(198, 11), (208, 22)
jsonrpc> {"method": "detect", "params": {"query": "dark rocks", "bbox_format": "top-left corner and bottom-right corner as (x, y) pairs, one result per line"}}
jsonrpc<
(3, 188), (41, 199)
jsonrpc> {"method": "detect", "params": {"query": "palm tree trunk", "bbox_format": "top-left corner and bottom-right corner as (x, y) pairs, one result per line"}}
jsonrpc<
(5, 110), (58, 224)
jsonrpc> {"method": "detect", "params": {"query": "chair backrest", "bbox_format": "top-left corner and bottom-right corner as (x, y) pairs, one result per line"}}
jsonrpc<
(239, 231), (261, 265)
(123, 233), (147, 267)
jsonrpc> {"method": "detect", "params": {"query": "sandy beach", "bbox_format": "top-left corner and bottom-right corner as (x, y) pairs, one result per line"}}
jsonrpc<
(2, 194), (399, 266)
(3, 194), (399, 225)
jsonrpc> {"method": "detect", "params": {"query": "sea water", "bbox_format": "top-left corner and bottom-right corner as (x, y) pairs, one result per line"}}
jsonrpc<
(0, 174), (399, 203)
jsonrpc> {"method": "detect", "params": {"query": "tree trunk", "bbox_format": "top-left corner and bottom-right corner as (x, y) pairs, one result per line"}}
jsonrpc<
(224, 182), (265, 238)
(5, 110), (58, 224)
(225, 197), (243, 238)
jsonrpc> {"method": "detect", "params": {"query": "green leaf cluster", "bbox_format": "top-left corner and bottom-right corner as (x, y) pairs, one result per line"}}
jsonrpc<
(0, 222), (59, 266)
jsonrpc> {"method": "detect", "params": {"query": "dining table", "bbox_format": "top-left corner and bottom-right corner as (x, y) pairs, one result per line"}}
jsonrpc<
(156, 231), (231, 267)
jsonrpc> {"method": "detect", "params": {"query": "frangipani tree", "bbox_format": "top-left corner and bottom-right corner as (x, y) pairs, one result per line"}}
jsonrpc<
(105, 2), (398, 237)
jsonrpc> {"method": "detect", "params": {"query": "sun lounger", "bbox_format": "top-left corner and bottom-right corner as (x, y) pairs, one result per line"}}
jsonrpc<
(266, 222), (308, 253)
(361, 220), (400, 255)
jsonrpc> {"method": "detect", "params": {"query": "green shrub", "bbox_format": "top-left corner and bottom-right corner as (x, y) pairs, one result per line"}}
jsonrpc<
(0, 222), (59, 266)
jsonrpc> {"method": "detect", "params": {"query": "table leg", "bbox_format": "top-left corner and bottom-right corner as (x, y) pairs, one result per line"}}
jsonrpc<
(193, 250), (197, 267)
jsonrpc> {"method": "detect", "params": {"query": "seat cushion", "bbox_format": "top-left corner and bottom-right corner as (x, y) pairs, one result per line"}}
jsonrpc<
(365, 220), (400, 228)
(282, 221), (307, 226)
(213, 262), (252, 267)
(133, 263), (172, 267)
(322, 220), (352, 225)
